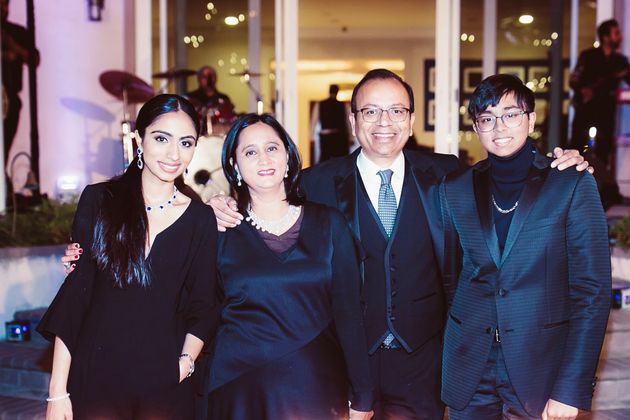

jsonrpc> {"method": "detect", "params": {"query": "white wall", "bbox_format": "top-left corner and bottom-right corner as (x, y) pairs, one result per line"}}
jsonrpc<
(7, 0), (131, 198)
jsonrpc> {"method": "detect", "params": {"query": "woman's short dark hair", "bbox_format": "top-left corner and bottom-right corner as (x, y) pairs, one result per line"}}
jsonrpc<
(222, 113), (303, 213)
(93, 94), (199, 288)
(350, 68), (415, 113)
(467, 74), (535, 120)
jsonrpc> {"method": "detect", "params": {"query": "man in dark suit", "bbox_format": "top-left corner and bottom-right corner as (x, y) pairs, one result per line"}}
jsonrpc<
(440, 74), (611, 419)
(209, 70), (589, 419)
(311, 84), (350, 163)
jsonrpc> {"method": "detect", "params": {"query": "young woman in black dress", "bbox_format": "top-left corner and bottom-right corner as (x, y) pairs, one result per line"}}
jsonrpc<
(39, 94), (219, 420)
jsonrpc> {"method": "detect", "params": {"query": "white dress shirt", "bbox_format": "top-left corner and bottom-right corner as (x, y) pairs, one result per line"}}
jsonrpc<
(355, 151), (405, 212)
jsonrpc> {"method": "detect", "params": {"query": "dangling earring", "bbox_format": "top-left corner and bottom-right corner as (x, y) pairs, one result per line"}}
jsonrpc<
(137, 146), (144, 170)
(185, 167), (189, 175)
(284, 166), (289, 179)
(236, 170), (242, 187)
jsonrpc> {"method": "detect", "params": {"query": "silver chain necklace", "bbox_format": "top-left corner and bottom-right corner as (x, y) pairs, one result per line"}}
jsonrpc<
(146, 186), (178, 213)
(492, 195), (518, 214)
(246, 205), (301, 235)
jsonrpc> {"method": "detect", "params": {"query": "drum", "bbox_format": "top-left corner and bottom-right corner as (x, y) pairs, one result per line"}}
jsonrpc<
(184, 135), (230, 201)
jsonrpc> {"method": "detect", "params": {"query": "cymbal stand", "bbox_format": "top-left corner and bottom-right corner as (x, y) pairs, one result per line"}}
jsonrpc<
(121, 86), (135, 168)
(245, 78), (266, 115)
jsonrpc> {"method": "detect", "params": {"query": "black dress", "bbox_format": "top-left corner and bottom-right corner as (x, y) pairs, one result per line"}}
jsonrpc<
(205, 202), (373, 420)
(38, 183), (219, 419)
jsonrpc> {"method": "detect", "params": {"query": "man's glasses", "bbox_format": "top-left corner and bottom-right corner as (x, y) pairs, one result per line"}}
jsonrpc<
(474, 110), (530, 132)
(357, 107), (410, 123)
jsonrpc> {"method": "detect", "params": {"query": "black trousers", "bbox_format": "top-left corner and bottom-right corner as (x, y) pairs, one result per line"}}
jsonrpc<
(447, 342), (538, 420)
(369, 334), (444, 420)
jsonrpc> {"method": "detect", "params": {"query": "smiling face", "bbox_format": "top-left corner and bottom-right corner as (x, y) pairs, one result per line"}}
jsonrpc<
(234, 122), (289, 197)
(473, 92), (536, 158)
(138, 110), (197, 184)
(350, 78), (415, 167)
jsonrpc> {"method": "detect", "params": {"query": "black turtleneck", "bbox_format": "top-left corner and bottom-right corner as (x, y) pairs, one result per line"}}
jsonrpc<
(488, 138), (535, 252)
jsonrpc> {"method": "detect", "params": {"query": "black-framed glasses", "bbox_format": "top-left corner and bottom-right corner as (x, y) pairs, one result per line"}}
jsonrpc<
(357, 107), (410, 123)
(474, 110), (530, 132)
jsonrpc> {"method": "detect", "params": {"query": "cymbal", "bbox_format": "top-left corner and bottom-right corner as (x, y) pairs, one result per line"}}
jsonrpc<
(99, 70), (154, 103)
(231, 70), (263, 77)
(152, 68), (197, 79)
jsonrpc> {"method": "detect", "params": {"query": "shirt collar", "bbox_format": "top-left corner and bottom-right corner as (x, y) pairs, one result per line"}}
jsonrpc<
(356, 150), (405, 180)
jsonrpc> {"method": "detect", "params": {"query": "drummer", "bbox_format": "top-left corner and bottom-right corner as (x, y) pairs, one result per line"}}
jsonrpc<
(186, 66), (235, 135)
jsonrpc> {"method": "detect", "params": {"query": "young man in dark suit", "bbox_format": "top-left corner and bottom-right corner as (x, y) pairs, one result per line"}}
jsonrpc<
(209, 70), (589, 419)
(440, 74), (611, 420)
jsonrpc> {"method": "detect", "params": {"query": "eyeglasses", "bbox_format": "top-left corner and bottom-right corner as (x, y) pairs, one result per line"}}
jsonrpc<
(357, 107), (410, 123)
(474, 110), (529, 132)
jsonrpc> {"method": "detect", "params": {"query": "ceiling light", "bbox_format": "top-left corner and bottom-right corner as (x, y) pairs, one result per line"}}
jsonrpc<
(461, 33), (468, 41)
(468, 34), (475, 42)
(225, 16), (239, 26)
(238, 14), (245, 22)
(207, 2), (214, 10)
(518, 14), (534, 25)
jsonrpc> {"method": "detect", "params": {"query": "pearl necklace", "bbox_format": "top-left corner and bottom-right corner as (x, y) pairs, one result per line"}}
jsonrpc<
(491, 195), (518, 214)
(146, 186), (178, 213)
(246, 204), (301, 235)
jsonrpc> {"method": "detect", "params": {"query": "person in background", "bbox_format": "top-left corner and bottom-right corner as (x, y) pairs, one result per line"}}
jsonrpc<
(441, 74), (610, 420)
(186, 66), (235, 135)
(1, 0), (40, 204)
(39, 94), (219, 420)
(310, 84), (351, 164)
(570, 18), (630, 167)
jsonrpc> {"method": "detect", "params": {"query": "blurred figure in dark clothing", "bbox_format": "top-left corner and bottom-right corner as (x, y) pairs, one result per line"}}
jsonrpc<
(570, 19), (630, 168)
(311, 84), (350, 163)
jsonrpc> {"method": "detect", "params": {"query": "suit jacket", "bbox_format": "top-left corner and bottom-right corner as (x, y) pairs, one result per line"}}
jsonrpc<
(440, 150), (611, 416)
(301, 148), (459, 343)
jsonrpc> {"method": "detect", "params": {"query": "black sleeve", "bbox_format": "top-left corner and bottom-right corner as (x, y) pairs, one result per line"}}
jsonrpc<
(182, 210), (220, 343)
(329, 209), (374, 411)
(439, 180), (462, 308)
(550, 173), (612, 409)
(36, 184), (101, 354)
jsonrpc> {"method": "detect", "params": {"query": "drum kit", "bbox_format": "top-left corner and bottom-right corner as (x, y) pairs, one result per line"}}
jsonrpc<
(98, 68), (249, 197)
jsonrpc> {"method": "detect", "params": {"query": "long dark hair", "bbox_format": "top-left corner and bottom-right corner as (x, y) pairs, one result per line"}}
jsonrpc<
(222, 113), (303, 213)
(93, 94), (200, 288)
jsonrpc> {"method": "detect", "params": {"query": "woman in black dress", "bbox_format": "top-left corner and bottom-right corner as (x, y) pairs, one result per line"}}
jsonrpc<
(202, 114), (373, 420)
(38, 94), (219, 420)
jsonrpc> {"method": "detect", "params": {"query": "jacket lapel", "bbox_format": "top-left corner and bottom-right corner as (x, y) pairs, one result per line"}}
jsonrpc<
(473, 161), (502, 268)
(499, 152), (550, 266)
(333, 150), (361, 238)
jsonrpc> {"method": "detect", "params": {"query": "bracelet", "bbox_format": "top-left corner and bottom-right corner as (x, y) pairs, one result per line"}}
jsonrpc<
(46, 393), (70, 402)
(179, 353), (195, 378)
